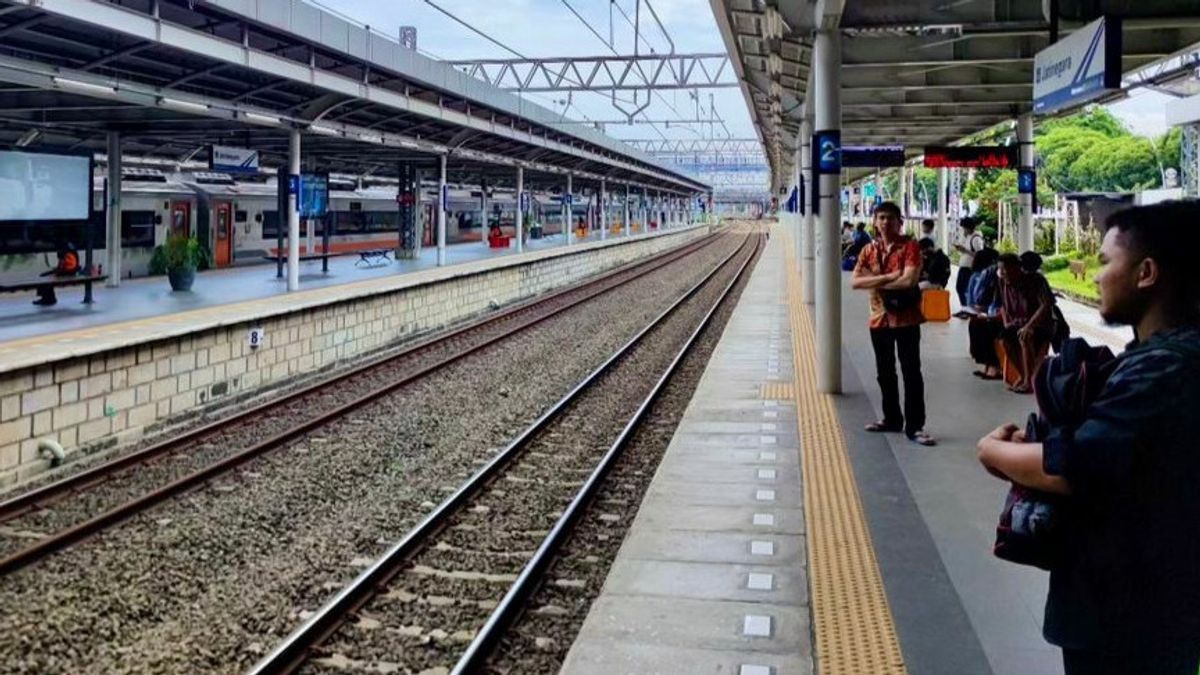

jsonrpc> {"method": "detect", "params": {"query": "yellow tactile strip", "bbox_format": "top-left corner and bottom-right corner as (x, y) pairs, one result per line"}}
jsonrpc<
(760, 381), (796, 400)
(782, 226), (907, 674)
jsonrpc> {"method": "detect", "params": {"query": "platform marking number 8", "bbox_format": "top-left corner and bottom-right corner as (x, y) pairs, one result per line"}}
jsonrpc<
(248, 327), (265, 350)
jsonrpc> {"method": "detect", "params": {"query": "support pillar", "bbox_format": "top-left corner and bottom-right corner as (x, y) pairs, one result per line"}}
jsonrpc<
(564, 174), (573, 246)
(623, 185), (631, 237)
(287, 129), (301, 292)
(105, 131), (122, 288)
(437, 154), (447, 266)
(814, 29), (842, 393)
(898, 165), (909, 231)
(1018, 113), (1035, 253)
(480, 179), (489, 247)
(515, 166), (525, 253)
(937, 166), (949, 253)
(800, 117), (815, 305)
(600, 180), (608, 240)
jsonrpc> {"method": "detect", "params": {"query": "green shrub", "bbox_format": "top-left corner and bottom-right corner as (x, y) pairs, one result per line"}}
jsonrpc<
(1041, 255), (1069, 272)
(148, 235), (204, 275)
(997, 238), (1018, 254)
(978, 225), (997, 244)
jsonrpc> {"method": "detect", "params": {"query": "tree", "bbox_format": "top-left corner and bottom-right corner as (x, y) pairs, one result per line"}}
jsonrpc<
(1070, 135), (1159, 191)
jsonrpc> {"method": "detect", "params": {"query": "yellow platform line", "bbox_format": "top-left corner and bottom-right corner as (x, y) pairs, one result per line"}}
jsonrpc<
(781, 225), (907, 674)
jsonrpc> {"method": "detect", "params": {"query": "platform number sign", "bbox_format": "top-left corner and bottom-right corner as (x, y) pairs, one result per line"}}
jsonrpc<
(813, 130), (841, 175)
(247, 327), (265, 350)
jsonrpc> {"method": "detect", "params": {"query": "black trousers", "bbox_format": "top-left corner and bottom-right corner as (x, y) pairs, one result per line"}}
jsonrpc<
(968, 317), (1002, 367)
(1063, 646), (1200, 675)
(955, 266), (973, 306)
(869, 325), (925, 435)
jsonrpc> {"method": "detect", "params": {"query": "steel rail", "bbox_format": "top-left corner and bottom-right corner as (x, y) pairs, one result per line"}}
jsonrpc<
(452, 233), (762, 674)
(0, 233), (724, 577)
(0, 231), (718, 526)
(247, 233), (757, 675)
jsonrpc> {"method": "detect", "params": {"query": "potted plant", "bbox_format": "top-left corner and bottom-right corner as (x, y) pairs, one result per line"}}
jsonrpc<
(149, 235), (204, 291)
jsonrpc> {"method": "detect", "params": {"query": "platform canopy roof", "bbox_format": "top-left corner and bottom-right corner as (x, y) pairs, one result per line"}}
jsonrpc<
(710, 0), (1200, 192)
(0, 0), (710, 195)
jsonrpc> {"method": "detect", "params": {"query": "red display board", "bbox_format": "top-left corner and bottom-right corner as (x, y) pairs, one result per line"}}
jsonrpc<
(923, 146), (1019, 169)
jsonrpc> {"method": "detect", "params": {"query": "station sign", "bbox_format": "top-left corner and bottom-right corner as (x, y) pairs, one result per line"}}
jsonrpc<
(519, 191), (530, 212)
(1033, 16), (1122, 114)
(812, 129), (841, 175)
(842, 145), (905, 168)
(298, 173), (329, 218)
(210, 145), (260, 174)
(923, 146), (1018, 169)
(1017, 168), (1037, 195)
(441, 184), (449, 211)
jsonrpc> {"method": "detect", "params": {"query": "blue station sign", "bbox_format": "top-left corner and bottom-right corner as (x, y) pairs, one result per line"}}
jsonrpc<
(1033, 16), (1122, 114)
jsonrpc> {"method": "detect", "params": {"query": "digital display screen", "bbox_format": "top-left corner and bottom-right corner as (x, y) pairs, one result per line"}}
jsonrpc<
(299, 173), (329, 219)
(0, 150), (92, 222)
(842, 145), (906, 168)
(923, 146), (1019, 169)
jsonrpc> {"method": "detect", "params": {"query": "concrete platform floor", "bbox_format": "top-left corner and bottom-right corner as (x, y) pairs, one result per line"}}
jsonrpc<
(564, 228), (1130, 675)
(0, 231), (603, 345)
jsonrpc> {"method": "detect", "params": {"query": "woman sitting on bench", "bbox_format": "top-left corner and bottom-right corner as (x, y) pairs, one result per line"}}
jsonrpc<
(997, 252), (1057, 393)
(34, 242), (80, 307)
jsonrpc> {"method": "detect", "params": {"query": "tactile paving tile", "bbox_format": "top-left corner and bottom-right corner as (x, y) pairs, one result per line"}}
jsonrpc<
(782, 231), (908, 674)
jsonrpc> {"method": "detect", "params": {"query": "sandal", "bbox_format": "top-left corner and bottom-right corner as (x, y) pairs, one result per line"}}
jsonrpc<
(906, 430), (937, 446)
(974, 370), (1002, 381)
(1008, 383), (1032, 394)
(864, 421), (902, 433)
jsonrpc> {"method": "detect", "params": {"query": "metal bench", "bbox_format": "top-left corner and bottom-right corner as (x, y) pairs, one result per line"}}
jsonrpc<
(263, 251), (344, 273)
(355, 248), (392, 266)
(0, 274), (109, 304)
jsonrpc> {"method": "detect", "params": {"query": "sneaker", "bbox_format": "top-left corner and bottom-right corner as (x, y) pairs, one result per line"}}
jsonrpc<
(906, 430), (937, 446)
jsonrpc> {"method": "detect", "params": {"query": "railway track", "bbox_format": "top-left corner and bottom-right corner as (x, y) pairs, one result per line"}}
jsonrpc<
(0, 232), (725, 575)
(248, 231), (762, 675)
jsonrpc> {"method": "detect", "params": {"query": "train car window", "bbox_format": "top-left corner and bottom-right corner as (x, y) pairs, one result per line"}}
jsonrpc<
(261, 210), (280, 238)
(364, 211), (399, 232)
(120, 210), (157, 248)
(235, 210), (248, 223)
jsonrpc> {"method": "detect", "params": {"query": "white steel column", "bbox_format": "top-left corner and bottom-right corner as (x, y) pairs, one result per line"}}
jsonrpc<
(814, 29), (842, 393)
(564, 174), (573, 247)
(480, 180), (489, 247)
(623, 185), (631, 237)
(1018, 113), (1035, 253)
(800, 117), (815, 305)
(898, 165), (909, 229)
(937, 166), (949, 252)
(515, 166), (525, 254)
(287, 129), (301, 292)
(105, 131), (122, 287)
(600, 180), (608, 240)
(437, 154), (447, 266)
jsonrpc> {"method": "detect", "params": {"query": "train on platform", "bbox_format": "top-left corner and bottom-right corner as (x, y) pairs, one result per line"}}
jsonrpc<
(0, 168), (578, 280)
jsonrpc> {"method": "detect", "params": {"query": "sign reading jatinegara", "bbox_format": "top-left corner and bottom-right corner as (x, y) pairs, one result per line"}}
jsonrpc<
(209, 145), (260, 173)
(1033, 16), (1122, 114)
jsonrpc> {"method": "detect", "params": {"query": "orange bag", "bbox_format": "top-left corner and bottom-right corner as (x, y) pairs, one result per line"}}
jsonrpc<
(921, 288), (951, 322)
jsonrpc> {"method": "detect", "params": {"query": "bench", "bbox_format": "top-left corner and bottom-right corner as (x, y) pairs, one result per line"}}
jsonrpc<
(0, 274), (108, 304)
(355, 248), (392, 266)
(263, 251), (344, 274)
(1068, 259), (1088, 281)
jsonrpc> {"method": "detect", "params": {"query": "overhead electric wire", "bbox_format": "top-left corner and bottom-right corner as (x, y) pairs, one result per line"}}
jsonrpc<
(422, 0), (527, 59)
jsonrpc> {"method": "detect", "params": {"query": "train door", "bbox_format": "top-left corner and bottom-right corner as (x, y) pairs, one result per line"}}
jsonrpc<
(169, 201), (192, 238)
(213, 202), (233, 267)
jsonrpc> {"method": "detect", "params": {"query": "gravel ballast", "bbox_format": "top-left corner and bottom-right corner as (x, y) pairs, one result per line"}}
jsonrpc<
(0, 233), (744, 674)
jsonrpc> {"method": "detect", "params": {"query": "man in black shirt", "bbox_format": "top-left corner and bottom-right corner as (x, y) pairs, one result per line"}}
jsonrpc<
(977, 202), (1200, 674)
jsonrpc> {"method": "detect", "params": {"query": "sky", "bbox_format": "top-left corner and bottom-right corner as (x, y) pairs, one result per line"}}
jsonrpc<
(318, 0), (1174, 141)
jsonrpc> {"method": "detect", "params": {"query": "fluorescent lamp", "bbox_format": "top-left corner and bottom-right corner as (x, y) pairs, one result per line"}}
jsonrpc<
(357, 132), (384, 144)
(399, 140), (420, 149)
(243, 111), (282, 126)
(159, 96), (209, 113)
(53, 76), (117, 97)
(15, 129), (41, 148)
(309, 123), (340, 136)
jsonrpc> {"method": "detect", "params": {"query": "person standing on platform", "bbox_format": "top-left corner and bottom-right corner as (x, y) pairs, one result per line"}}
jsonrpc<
(921, 218), (936, 240)
(978, 202), (1200, 675)
(852, 201), (936, 446)
(953, 217), (986, 316)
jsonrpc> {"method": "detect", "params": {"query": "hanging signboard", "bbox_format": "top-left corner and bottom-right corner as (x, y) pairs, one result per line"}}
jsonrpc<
(812, 130), (841, 175)
(298, 173), (329, 218)
(209, 145), (260, 173)
(923, 146), (1019, 169)
(1032, 16), (1122, 114)
(842, 145), (906, 168)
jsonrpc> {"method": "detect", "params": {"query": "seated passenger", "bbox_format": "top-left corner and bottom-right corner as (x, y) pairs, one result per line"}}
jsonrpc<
(918, 237), (951, 289)
(840, 221), (855, 252)
(966, 248), (1003, 380)
(34, 241), (80, 307)
(998, 252), (1057, 393)
(842, 222), (872, 270)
